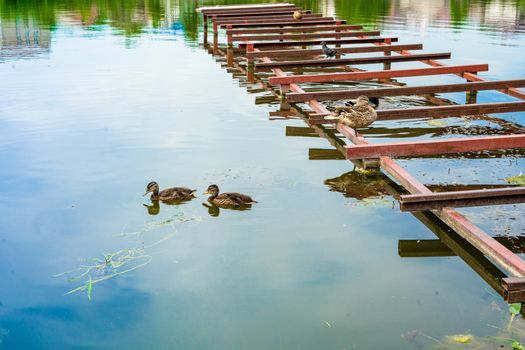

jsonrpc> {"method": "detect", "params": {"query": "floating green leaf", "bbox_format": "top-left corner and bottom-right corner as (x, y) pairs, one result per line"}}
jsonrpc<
(450, 334), (473, 344)
(506, 174), (525, 186)
(510, 303), (522, 315)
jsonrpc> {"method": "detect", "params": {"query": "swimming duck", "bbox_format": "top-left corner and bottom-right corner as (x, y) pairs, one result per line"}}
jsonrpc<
(321, 41), (337, 59)
(324, 95), (377, 129)
(293, 10), (303, 20)
(203, 184), (257, 207)
(144, 181), (196, 201)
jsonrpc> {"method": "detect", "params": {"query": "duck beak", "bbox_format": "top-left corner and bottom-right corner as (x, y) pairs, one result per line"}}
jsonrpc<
(143, 191), (149, 197)
(203, 190), (210, 195)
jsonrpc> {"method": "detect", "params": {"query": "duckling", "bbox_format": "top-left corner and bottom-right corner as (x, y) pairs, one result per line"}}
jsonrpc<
(321, 41), (337, 59)
(324, 95), (377, 129)
(144, 181), (196, 201)
(293, 10), (303, 20)
(203, 184), (257, 207)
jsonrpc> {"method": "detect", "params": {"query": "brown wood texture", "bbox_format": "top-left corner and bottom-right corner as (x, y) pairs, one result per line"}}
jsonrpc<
(221, 19), (344, 28)
(286, 79), (525, 102)
(346, 134), (525, 159)
(257, 52), (451, 69)
(246, 44), (423, 58)
(227, 25), (363, 35)
(232, 31), (380, 41)
(268, 64), (489, 85)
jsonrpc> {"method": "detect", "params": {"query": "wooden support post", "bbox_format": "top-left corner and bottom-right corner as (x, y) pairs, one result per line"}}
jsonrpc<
(246, 42), (255, 83)
(467, 90), (478, 104)
(203, 14), (208, 44)
(383, 37), (392, 71)
(213, 17), (218, 53)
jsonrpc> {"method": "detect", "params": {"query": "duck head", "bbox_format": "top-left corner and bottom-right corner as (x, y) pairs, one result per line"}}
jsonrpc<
(203, 184), (219, 197)
(144, 181), (159, 196)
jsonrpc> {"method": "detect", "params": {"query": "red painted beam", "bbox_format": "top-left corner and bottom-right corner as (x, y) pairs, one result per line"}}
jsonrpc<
(269, 64), (489, 85)
(198, 4), (296, 14)
(239, 37), (398, 48)
(346, 135), (525, 159)
(232, 31), (380, 41)
(214, 14), (326, 25)
(221, 19), (344, 28)
(227, 25), (363, 35)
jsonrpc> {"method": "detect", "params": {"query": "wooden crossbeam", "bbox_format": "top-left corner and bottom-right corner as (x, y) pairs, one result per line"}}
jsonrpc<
(269, 64), (488, 85)
(246, 43), (423, 59)
(232, 31), (380, 42)
(286, 79), (525, 102)
(400, 187), (525, 211)
(375, 101), (525, 120)
(214, 14), (326, 25)
(239, 37), (398, 48)
(257, 52), (451, 69)
(227, 25), (363, 35)
(345, 134), (525, 159)
(503, 277), (525, 303)
(198, 4), (296, 14)
(206, 8), (303, 17)
(221, 19), (344, 28)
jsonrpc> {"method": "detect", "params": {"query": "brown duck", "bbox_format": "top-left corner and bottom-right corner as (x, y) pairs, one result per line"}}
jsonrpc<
(293, 10), (303, 20)
(203, 184), (257, 207)
(324, 95), (377, 129)
(144, 181), (196, 201)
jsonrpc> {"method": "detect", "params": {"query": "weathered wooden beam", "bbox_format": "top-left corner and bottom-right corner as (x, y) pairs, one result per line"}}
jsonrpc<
(268, 64), (488, 85)
(221, 19), (344, 28)
(227, 25), (363, 35)
(375, 101), (525, 121)
(239, 37), (398, 49)
(214, 14), (326, 25)
(232, 31), (380, 42)
(257, 52), (451, 69)
(246, 43), (423, 59)
(503, 277), (525, 303)
(205, 8), (303, 17)
(214, 14), (323, 25)
(400, 187), (525, 211)
(198, 4), (296, 14)
(286, 79), (525, 102)
(346, 134), (525, 159)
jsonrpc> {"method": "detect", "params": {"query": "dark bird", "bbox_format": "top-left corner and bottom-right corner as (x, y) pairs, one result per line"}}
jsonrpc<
(346, 96), (379, 108)
(144, 181), (196, 202)
(293, 10), (303, 20)
(203, 184), (257, 207)
(324, 95), (377, 129)
(321, 41), (337, 59)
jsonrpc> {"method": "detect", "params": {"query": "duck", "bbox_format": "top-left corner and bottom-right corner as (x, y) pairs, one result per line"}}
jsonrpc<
(321, 41), (337, 59)
(324, 95), (377, 129)
(293, 10), (303, 20)
(144, 181), (196, 201)
(203, 184), (257, 207)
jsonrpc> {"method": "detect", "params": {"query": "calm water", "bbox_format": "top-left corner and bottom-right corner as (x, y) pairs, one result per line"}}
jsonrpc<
(1, 0), (525, 349)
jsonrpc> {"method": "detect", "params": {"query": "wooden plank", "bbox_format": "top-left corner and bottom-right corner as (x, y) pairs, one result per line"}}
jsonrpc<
(286, 79), (525, 102)
(247, 43), (423, 59)
(346, 134), (525, 159)
(198, 4), (296, 13)
(221, 19), (343, 28)
(268, 64), (489, 85)
(376, 101), (525, 121)
(214, 14), (326, 25)
(205, 8), (303, 17)
(232, 31), (380, 41)
(227, 25), (363, 35)
(400, 187), (525, 211)
(257, 52), (451, 69)
(239, 37), (398, 48)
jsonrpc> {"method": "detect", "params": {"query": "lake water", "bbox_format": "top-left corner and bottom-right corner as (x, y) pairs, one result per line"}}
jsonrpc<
(1, 0), (525, 349)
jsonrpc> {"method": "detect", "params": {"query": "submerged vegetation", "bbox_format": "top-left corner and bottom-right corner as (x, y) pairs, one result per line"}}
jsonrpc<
(54, 212), (203, 299)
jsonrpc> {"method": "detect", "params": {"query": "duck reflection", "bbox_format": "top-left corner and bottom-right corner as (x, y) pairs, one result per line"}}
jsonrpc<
(202, 202), (253, 217)
(143, 201), (160, 215)
(324, 170), (394, 200)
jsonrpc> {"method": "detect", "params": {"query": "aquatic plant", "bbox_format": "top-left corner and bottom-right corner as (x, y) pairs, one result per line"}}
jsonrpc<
(506, 174), (525, 186)
(55, 211), (203, 299)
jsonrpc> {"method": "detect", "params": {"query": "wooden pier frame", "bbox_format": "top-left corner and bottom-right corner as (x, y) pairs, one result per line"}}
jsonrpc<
(231, 31), (381, 42)
(197, 3), (525, 302)
(286, 79), (525, 102)
(238, 36), (397, 48)
(227, 24), (364, 35)
(400, 187), (525, 211)
(255, 52), (452, 69)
